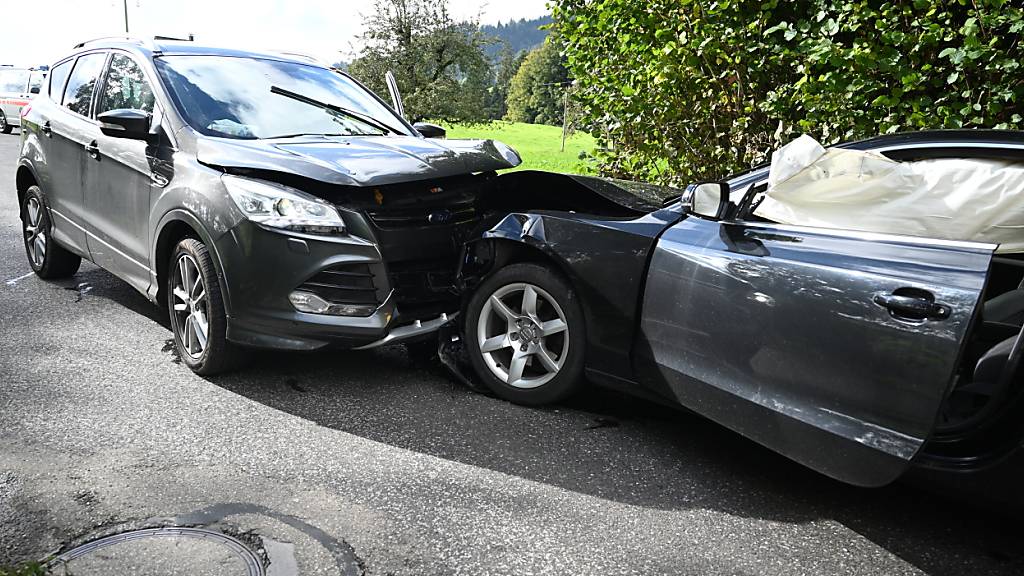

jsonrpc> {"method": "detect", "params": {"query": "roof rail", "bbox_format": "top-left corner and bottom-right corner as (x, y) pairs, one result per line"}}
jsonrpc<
(272, 51), (329, 65)
(73, 36), (136, 49)
(153, 34), (194, 42)
(72, 36), (173, 51)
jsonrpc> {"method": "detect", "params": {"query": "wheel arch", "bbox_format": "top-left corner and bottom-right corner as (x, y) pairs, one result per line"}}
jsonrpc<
(460, 235), (591, 349)
(463, 236), (580, 296)
(153, 210), (233, 316)
(15, 162), (41, 213)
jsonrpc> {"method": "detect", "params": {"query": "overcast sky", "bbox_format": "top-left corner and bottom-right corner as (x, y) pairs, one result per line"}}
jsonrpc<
(1, 0), (550, 67)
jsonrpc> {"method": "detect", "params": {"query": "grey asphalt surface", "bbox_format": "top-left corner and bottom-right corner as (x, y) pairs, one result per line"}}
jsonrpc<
(1, 132), (1022, 575)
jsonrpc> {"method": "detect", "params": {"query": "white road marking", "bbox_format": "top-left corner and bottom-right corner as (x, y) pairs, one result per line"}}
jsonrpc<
(5, 271), (34, 286)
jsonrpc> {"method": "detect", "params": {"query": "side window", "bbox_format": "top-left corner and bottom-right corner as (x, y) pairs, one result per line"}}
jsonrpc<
(96, 54), (155, 115)
(47, 61), (72, 99)
(62, 53), (108, 117)
(0, 69), (29, 93)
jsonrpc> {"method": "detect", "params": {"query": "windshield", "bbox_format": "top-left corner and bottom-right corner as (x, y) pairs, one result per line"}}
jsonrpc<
(154, 55), (411, 140)
(0, 69), (30, 94)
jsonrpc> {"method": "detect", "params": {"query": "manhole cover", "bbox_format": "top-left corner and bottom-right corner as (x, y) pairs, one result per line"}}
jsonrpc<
(50, 527), (264, 576)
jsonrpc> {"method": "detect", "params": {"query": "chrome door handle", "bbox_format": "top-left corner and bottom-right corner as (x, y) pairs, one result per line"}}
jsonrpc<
(84, 140), (99, 160)
(41, 121), (52, 137)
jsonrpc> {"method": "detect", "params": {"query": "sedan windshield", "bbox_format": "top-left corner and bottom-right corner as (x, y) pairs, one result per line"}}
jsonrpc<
(154, 55), (411, 140)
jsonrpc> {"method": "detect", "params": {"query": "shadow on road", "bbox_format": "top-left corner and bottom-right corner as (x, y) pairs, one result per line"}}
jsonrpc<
(80, 264), (1024, 576)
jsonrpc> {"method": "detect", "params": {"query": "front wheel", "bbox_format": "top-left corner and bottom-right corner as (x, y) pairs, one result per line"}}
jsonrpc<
(464, 263), (586, 405)
(0, 112), (11, 134)
(167, 237), (240, 375)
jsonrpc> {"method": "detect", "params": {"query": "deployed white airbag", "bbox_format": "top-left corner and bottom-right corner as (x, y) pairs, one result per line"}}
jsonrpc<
(755, 135), (1024, 253)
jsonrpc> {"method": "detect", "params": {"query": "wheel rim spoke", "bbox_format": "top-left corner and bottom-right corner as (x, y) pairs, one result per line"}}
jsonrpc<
(193, 311), (209, 349)
(27, 200), (39, 226)
(535, 346), (560, 373)
(184, 316), (195, 354)
(507, 351), (528, 385)
(33, 235), (46, 265)
(172, 289), (189, 312)
(480, 334), (510, 353)
(521, 286), (538, 317)
(489, 295), (517, 323)
(541, 318), (566, 336)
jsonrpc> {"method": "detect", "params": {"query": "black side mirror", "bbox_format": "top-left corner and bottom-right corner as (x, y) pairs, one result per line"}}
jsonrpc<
(97, 109), (152, 140)
(413, 122), (446, 139)
(682, 181), (730, 220)
(29, 86), (40, 94)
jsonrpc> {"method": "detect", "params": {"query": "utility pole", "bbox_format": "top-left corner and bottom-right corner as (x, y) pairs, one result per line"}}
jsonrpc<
(123, 0), (130, 33)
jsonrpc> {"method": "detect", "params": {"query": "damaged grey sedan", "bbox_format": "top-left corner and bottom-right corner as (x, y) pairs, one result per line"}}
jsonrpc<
(453, 131), (1024, 498)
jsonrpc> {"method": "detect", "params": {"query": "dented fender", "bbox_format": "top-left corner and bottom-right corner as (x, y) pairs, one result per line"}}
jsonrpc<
(458, 207), (684, 383)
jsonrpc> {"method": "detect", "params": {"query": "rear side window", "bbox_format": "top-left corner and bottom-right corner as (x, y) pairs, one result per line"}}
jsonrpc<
(96, 54), (155, 114)
(48, 61), (72, 99)
(62, 53), (107, 117)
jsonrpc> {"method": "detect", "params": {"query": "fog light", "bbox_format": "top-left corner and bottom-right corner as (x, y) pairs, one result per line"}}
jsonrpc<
(288, 291), (379, 317)
(289, 291), (330, 314)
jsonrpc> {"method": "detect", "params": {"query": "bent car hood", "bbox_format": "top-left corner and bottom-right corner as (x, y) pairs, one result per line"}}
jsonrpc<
(196, 135), (522, 187)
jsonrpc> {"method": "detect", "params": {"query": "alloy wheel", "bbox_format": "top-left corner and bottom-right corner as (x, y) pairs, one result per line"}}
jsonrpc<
(171, 254), (210, 358)
(23, 197), (46, 268)
(476, 282), (569, 389)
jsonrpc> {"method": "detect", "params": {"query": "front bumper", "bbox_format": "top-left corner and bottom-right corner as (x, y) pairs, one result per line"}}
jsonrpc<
(215, 220), (455, 351)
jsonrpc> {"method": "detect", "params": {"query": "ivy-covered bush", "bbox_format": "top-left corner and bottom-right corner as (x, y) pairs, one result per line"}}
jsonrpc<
(552, 0), (1024, 185)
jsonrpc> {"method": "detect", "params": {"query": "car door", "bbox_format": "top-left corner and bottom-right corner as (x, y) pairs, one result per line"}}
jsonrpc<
(85, 52), (159, 292)
(43, 53), (109, 256)
(635, 213), (993, 487)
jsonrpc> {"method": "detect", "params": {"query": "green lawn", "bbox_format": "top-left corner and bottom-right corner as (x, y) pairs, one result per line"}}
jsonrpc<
(444, 121), (596, 174)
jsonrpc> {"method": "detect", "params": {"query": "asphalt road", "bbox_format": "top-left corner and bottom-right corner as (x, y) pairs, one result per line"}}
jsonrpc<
(1, 132), (1022, 575)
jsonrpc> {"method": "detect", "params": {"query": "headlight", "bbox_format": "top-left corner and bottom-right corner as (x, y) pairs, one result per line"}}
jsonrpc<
(222, 175), (346, 235)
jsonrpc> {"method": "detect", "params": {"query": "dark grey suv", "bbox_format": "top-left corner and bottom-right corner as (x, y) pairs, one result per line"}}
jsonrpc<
(16, 37), (520, 373)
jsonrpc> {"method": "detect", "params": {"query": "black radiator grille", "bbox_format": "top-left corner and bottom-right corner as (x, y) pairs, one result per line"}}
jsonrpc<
(366, 200), (478, 230)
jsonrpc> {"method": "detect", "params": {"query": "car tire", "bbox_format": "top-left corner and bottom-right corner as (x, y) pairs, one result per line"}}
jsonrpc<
(0, 112), (11, 134)
(167, 237), (241, 375)
(21, 186), (81, 279)
(464, 262), (586, 405)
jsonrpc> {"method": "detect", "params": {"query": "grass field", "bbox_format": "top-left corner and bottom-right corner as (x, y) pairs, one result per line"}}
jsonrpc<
(444, 121), (596, 174)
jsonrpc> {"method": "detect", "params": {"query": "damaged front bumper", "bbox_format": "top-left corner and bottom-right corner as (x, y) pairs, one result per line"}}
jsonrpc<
(214, 215), (464, 351)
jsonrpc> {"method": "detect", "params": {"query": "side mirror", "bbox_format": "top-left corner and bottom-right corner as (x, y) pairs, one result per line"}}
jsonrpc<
(413, 122), (446, 139)
(29, 86), (40, 94)
(682, 181), (730, 220)
(97, 109), (152, 140)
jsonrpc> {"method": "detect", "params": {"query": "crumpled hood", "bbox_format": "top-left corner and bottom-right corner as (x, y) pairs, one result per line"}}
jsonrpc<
(196, 134), (521, 187)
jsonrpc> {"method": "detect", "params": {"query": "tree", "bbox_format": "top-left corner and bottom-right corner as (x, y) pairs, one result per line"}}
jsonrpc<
(349, 0), (493, 123)
(552, 0), (1024, 185)
(485, 45), (527, 120)
(505, 39), (570, 125)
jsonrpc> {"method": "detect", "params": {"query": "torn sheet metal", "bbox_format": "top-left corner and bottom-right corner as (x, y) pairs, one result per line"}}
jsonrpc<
(756, 135), (1024, 253)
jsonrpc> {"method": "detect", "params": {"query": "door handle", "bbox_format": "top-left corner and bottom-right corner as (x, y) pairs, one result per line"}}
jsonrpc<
(84, 140), (100, 160)
(873, 291), (951, 321)
(41, 121), (52, 137)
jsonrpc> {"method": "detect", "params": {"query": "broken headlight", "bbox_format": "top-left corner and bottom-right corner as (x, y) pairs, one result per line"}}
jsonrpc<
(222, 175), (346, 235)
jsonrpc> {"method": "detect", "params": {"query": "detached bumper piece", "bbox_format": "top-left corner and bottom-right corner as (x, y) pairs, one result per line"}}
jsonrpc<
(354, 312), (456, 350)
